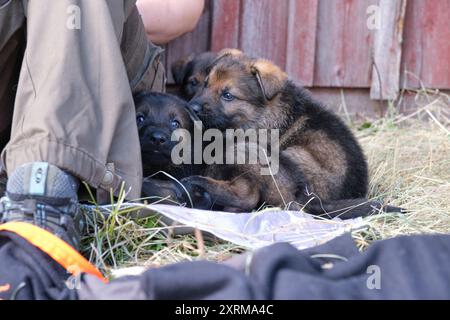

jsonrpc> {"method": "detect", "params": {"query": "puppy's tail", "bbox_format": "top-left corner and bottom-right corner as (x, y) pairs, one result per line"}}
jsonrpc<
(296, 197), (407, 219)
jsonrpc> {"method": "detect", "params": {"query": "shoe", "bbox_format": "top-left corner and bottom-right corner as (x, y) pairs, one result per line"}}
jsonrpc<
(0, 162), (83, 249)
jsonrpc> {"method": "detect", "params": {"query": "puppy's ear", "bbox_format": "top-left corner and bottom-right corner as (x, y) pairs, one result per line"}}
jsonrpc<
(206, 48), (244, 75)
(185, 105), (200, 123)
(216, 48), (243, 59)
(171, 54), (195, 84)
(132, 91), (150, 107)
(250, 59), (287, 101)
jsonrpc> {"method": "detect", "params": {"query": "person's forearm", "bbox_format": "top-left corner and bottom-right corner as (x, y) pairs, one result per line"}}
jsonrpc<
(136, 0), (205, 44)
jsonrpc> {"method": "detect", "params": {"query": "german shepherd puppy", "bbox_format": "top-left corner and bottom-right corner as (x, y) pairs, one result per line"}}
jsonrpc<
(134, 92), (202, 203)
(182, 49), (402, 218)
(171, 52), (217, 100)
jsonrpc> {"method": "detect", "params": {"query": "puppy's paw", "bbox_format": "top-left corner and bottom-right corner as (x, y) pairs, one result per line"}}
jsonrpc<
(180, 176), (214, 209)
(142, 178), (186, 204)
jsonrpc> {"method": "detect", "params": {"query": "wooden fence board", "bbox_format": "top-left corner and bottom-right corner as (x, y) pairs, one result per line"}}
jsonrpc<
(239, 0), (290, 69)
(164, 1), (212, 83)
(370, 0), (407, 100)
(211, 0), (241, 51)
(401, 0), (450, 89)
(286, 0), (318, 86)
(166, 0), (450, 91)
(313, 0), (378, 87)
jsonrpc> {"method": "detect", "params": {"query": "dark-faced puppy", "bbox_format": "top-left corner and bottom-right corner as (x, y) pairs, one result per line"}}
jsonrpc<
(171, 52), (217, 100)
(134, 92), (202, 203)
(183, 49), (403, 218)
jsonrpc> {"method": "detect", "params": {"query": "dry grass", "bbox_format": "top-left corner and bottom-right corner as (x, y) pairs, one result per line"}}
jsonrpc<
(353, 89), (450, 249)
(81, 89), (450, 276)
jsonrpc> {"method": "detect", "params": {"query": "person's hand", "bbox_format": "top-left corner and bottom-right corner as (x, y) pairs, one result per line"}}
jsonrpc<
(136, 0), (205, 44)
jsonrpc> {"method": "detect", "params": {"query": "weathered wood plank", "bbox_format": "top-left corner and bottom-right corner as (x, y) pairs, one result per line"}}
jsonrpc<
(370, 0), (407, 100)
(314, 0), (378, 87)
(401, 0), (450, 89)
(164, 1), (212, 83)
(286, 0), (319, 86)
(239, 0), (290, 69)
(164, 0), (450, 91)
(210, 0), (241, 51)
(308, 88), (449, 118)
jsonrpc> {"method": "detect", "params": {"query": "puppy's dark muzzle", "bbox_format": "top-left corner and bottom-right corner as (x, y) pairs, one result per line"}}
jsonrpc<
(147, 130), (167, 146)
(188, 102), (203, 114)
(141, 129), (171, 154)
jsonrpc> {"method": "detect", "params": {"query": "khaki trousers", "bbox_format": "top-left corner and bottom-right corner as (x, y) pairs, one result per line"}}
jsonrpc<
(0, 0), (166, 200)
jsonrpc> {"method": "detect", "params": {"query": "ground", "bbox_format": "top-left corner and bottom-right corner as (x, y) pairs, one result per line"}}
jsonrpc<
(81, 89), (450, 277)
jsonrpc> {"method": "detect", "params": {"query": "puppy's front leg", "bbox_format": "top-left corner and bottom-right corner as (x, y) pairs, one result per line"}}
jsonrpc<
(141, 178), (186, 204)
(181, 175), (260, 212)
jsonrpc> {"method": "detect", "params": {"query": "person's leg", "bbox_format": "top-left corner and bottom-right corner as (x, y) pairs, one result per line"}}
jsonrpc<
(1, 0), (144, 200)
(121, 2), (166, 96)
(105, 1), (166, 202)
(0, 0), (26, 196)
(0, 0), (167, 252)
(0, 0), (166, 300)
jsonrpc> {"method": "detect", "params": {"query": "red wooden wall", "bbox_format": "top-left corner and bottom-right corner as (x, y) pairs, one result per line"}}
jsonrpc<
(401, 0), (450, 89)
(164, 0), (450, 93)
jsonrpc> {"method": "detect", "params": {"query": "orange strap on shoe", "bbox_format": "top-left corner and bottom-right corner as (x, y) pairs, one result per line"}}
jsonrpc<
(0, 222), (107, 282)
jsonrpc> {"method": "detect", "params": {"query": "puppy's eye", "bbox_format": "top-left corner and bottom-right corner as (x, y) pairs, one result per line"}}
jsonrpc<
(171, 119), (181, 129)
(189, 78), (199, 87)
(136, 114), (145, 125)
(221, 91), (234, 101)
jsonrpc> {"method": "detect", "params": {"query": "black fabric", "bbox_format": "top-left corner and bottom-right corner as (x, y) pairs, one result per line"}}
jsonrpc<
(1, 228), (450, 300)
(248, 234), (450, 299)
(78, 233), (450, 300)
(143, 261), (255, 300)
(127, 233), (450, 300)
(0, 232), (75, 300)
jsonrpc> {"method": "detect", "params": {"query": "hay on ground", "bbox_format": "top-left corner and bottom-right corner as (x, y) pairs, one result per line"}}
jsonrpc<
(81, 89), (450, 275)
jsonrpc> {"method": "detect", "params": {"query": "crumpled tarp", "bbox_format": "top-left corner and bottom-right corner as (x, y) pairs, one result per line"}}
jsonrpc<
(83, 203), (367, 251)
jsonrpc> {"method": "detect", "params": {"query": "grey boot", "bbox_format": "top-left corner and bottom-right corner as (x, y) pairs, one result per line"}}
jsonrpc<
(0, 162), (84, 249)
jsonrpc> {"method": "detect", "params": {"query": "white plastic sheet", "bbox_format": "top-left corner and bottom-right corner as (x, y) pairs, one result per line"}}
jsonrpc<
(84, 203), (367, 251)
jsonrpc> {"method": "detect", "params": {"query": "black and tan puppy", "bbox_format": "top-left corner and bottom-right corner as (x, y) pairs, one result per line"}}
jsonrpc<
(171, 51), (217, 100)
(182, 49), (402, 218)
(134, 92), (202, 203)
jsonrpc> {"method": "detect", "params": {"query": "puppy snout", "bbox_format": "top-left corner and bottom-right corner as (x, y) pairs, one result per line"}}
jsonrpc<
(189, 102), (203, 114)
(149, 130), (167, 146)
